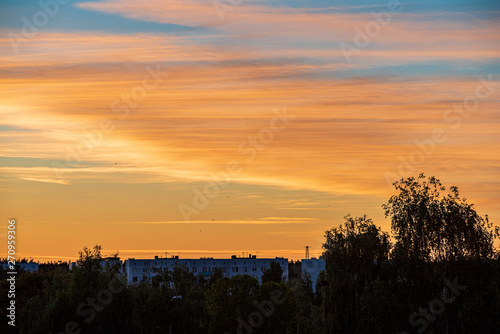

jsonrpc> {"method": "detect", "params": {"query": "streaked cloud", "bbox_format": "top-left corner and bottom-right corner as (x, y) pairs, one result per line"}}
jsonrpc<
(0, 0), (499, 260)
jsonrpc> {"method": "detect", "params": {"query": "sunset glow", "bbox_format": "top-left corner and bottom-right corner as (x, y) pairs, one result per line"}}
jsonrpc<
(1, 0), (499, 261)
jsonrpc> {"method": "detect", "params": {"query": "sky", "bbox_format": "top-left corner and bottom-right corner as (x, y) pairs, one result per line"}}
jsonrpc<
(0, 0), (499, 262)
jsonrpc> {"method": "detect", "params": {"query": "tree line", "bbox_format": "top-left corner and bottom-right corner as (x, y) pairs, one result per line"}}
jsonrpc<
(1, 174), (499, 333)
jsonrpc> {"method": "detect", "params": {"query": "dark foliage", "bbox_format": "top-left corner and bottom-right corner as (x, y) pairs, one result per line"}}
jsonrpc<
(0, 175), (498, 334)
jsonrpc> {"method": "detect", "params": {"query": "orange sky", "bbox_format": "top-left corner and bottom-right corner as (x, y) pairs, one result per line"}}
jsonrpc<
(1, 0), (499, 261)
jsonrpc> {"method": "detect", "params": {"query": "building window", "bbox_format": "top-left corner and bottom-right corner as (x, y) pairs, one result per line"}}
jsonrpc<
(232, 267), (238, 273)
(252, 267), (257, 272)
(193, 268), (197, 273)
(133, 268), (137, 273)
(243, 267), (247, 272)
(222, 267), (226, 273)
(143, 268), (148, 273)
(133, 276), (138, 282)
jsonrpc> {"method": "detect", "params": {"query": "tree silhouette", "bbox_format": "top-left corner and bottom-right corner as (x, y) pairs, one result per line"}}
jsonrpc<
(322, 214), (391, 333)
(262, 261), (284, 284)
(383, 173), (499, 262)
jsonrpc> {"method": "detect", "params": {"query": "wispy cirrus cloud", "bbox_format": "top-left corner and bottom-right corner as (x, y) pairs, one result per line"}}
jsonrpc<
(1, 0), (499, 260)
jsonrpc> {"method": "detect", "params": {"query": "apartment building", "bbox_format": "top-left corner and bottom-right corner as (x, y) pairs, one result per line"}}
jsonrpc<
(301, 257), (325, 291)
(124, 254), (288, 284)
(1, 262), (39, 272)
